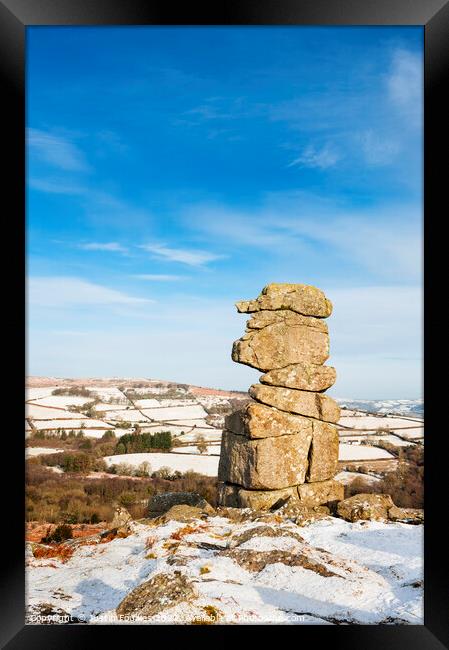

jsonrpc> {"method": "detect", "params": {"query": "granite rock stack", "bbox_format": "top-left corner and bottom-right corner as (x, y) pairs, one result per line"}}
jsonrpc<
(218, 283), (343, 510)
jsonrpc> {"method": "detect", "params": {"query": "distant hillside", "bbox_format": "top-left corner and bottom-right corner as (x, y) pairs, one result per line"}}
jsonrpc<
(336, 398), (423, 418)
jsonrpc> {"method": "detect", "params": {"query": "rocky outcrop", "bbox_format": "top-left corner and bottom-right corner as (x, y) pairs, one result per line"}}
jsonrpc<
(149, 492), (214, 515)
(388, 506), (424, 524)
(337, 493), (395, 522)
(218, 283), (340, 510)
(116, 571), (197, 619)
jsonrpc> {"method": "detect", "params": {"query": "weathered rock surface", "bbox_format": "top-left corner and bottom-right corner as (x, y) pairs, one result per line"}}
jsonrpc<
(236, 283), (333, 318)
(149, 492), (214, 514)
(233, 320), (329, 371)
(111, 506), (132, 529)
(228, 524), (304, 548)
(388, 506), (424, 524)
(246, 309), (328, 332)
(221, 548), (339, 577)
(116, 571), (197, 619)
(218, 282), (339, 509)
(225, 401), (313, 439)
(307, 421), (339, 482)
(152, 504), (214, 524)
(249, 384), (341, 423)
(272, 502), (331, 526)
(297, 479), (344, 507)
(218, 429), (312, 489)
(337, 493), (395, 522)
(260, 361), (336, 392)
(217, 482), (299, 510)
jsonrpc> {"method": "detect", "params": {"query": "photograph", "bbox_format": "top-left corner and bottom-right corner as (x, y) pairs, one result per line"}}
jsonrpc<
(25, 24), (424, 625)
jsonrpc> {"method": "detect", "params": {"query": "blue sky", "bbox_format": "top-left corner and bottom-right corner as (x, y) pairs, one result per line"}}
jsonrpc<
(26, 26), (423, 398)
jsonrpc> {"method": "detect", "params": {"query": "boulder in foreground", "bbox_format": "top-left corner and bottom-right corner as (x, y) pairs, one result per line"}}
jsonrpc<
(337, 493), (395, 522)
(388, 506), (424, 524)
(116, 571), (197, 619)
(149, 492), (214, 515)
(217, 482), (299, 511)
(297, 479), (344, 507)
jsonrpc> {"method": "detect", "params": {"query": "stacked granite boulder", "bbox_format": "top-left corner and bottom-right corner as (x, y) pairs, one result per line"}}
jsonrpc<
(218, 283), (344, 510)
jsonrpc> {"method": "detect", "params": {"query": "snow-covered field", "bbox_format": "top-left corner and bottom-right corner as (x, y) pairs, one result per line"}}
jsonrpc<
(338, 444), (395, 461)
(26, 447), (64, 457)
(140, 405), (208, 421)
(103, 452), (219, 476)
(26, 404), (89, 419)
(27, 395), (91, 409)
(25, 380), (423, 470)
(26, 515), (423, 625)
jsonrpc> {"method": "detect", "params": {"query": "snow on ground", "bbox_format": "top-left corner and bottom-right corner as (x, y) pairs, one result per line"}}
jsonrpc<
(26, 404), (88, 419)
(103, 410), (150, 423)
(338, 434), (411, 447)
(133, 399), (162, 409)
(140, 425), (221, 439)
(339, 415), (424, 431)
(89, 387), (126, 400)
(94, 403), (130, 412)
(174, 431), (223, 443)
(28, 395), (91, 409)
(103, 452), (219, 476)
(33, 419), (113, 430)
(140, 405), (208, 421)
(338, 444), (395, 461)
(26, 447), (64, 457)
(394, 429), (424, 441)
(334, 471), (381, 485)
(336, 398), (423, 418)
(26, 387), (60, 400)
(26, 516), (423, 625)
(172, 444), (220, 456)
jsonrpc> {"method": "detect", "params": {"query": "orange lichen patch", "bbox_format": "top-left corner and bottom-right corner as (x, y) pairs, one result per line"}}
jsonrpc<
(26, 523), (106, 543)
(32, 544), (74, 563)
(170, 524), (207, 541)
(145, 536), (158, 549)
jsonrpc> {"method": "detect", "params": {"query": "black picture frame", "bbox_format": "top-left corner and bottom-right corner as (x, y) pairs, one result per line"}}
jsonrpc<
(2, 0), (447, 646)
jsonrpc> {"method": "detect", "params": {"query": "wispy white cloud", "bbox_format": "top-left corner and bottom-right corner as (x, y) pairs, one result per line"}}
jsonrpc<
(28, 177), (87, 195)
(28, 277), (152, 308)
(80, 242), (129, 253)
(185, 195), (421, 281)
(140, 243), (225, 267)
(387, 48), (422, 126)
(27, 128), (90, 172)
(288, 144), (341, 169)
(133, 274), (187, 281)
(359, 130), (400, 166)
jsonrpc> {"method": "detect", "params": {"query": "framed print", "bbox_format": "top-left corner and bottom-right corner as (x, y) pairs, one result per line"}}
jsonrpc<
(1, 0), (448, 646)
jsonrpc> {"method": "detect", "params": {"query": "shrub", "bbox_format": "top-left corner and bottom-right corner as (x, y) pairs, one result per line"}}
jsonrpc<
(116, 431), (172, 454)
(41, 523), (73, 544)
(195, 435), (208, 455)
(52, 386), (93, 398)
